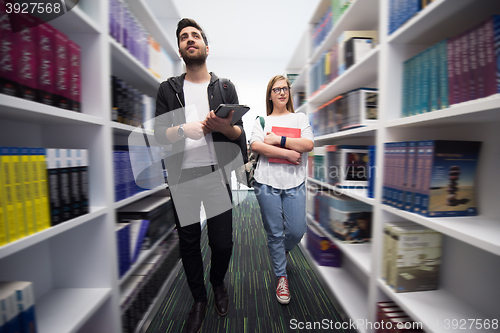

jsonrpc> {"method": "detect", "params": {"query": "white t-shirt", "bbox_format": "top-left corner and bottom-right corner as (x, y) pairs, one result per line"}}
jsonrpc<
(181, 80), (217, 169)
(249, 112), (314, 189)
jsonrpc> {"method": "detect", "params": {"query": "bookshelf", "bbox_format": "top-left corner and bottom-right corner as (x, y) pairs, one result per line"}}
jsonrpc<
(289, 0), (500, 332)
(0, 0), (182, 332)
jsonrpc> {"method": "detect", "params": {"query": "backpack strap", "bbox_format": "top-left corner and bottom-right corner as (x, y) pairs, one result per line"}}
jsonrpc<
(219, 78), (229, 104)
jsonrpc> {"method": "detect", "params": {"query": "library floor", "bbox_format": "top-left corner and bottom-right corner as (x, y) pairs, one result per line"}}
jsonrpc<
(146, 191), (348, 333)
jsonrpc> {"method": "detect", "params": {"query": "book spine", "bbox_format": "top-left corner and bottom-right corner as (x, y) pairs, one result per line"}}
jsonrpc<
(9, 283), (36, 333)
(79, 149), (89, 215)
(368, 145), (376, 199)
(386, 143), (394, 206)
(69, 149), (81, 218)
(419, 140), (435, 216)
(398, 142), (409, 209)
(0, 3), (18, 97)
(402, 59), (409, 117)
(447, 37), (455, 105)
(453, 33), (463, 104)
(476, 20), (487, 98)
(37, 148), (51, 230)
(382, 143), (389, 204)
(68, 41), (81, 112)
(36, 23), (56, 106)
(414, 52), (422, 115)
(430, 44), (439, 111)
(438, 39), (449, 109)
(494, 15), (500, 95)
(421, 49), (430, 113)
(0, 148), (7, 245)
(20, 148), (35, 236)
(59, 149), (72, 221)
(29, 148), (42, 232)
(484, 17), (497, 97)
(47, 149), (62, 226)
(16, 15), (38, 101)
(461, 30), (471, 102)
(408, 55), (415, 116)
(412, 141), (426, 213)
(468, 28), (478, 101)
(11, 148), (27, 239)
(1, 148), (19, 242)
(54, 31), (70, 109)
(404, 141), (417, 211)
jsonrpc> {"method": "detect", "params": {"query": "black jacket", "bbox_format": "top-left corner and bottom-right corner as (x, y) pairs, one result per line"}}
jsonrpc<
(154, 72), (246, 185)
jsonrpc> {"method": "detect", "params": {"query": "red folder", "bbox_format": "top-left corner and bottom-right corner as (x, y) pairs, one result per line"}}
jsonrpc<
(269, 126), (301, 164)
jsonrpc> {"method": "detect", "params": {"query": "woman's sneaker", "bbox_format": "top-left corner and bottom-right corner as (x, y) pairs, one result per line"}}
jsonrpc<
(276, 276), (290, 305)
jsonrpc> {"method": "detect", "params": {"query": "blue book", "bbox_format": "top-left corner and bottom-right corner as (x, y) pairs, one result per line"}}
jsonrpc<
(421, 49), (430, 113)
(367, 145), (376, 199)
(0, 288), (21, 333)
(438, 39), (449, 109)
(404, 141), (417, 211)
(429, 44), (439, 111)
(0, 282), (37, 333)
(402, 59), (410, 117)
(131, 219), (150, 263)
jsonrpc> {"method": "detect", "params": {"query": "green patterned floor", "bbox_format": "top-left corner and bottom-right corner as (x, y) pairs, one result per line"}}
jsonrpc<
(146, 191), (348, 333)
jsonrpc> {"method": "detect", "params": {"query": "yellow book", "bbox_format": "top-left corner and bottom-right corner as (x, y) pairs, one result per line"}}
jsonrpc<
(1, 148), (18, 242)
(30, 148), (43, 232)
(0, 148), (8, 246)
(37, 148), (51, 230)
(20, 148), (36, 235)
(11, 148), (27, 239)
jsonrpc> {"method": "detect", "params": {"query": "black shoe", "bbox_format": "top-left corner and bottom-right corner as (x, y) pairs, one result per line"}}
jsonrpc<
(183, 301), (207, 333)
(213, 283), (229, 316)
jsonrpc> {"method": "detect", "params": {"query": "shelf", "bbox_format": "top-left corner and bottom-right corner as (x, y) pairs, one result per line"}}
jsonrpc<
(386, 95), (500, 128)
(119, 225), (175, 285)
(310, 0), (379, 64)
(378, 280), (494, 333)
(291, 66), (308, 90)
(382, 205), (500, 256)
(112, 122), (154, 137)
(299, 240), (368, 333)
(49, 5), (101, 34)
(295, 103), (308, 114)
(0, 207), (108, 260)
(307, 177), (375, 206)
(124, 0), (179, 60)
(37, 288), (111, 333)
(0, 95), (105, 126)
(309, 47), (379, 106)
(307, 214), (372, 276)
(114, 185), (166, 209)
(109, 37), (161, 97)
(387, 0), (500, 45)
(314, 124), (378, 142)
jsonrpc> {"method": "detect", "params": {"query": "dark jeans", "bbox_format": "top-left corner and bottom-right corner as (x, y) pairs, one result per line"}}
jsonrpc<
(171, 166), (233, 302)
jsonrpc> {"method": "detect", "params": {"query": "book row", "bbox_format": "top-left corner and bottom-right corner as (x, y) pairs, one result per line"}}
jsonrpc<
(0, 281), (36, 333)
(402, 15), (500, 117)
(388, 0), (435, 35)
(306, 223), (342, 267)
(0, 3), (81, 111)
(312, 0), (354, 50)
(309, 145), (376, 194)
(308, 189), (373, 244)
(108, 0), (172, 81)
(111, 76), (156, 128)
(0, 147), (89, 246)
(309, 30), (378, 96)
(383, 140), (481, 217)
(382, 221), (441, 294)
(309, 88), (378, 136)
(116, 194), (175, 278)
(121, 233), (180, 333)
(113, 145), (165, 203)
(376, 301), (424, 332)
(292, 91), (306, 111)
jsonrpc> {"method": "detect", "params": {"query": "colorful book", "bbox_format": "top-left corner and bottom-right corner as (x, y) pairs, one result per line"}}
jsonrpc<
(10, 148), (27, 239)
(269, 126), (301, 164)
(29, 148), (43, 233)
(20, 148), (35, 236)
(438, 39), (449, 109)
(0, 1), (18, 97)
(460, 29), (471, 103)
(0, 148), (18, 243)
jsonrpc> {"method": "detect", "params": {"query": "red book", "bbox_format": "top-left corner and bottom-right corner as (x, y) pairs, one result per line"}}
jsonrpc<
(269, 126), (301, 164)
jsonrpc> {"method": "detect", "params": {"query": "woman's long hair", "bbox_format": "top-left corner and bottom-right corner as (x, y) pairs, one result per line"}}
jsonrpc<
(265, 75), (295, 116)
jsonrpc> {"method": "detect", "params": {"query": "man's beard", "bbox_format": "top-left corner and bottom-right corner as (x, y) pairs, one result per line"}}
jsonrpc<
(180, 47), (207, 67)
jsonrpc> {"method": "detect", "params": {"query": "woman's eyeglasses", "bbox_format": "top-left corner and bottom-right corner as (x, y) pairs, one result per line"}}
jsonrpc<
(271, 86), (289, 94)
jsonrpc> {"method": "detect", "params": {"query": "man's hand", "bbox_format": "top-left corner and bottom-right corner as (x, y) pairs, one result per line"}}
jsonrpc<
(202, 110), (234, 135)
(264, 132), (281, 146)
(184, 121), (205, 140)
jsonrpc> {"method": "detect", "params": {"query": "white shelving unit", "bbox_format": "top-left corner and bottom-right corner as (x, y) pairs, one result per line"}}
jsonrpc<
(0, 0), (182, 332)
(289, 0), (500, 332)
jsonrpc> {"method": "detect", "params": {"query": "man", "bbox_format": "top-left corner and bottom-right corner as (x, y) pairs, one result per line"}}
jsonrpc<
(153, 18), (245, 333)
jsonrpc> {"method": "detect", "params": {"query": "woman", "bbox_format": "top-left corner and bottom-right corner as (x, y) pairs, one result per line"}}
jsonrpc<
(249, 75), (314, 305)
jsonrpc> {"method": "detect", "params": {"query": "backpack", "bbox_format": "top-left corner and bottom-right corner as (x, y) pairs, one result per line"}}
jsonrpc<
(243, 116), (265, 188)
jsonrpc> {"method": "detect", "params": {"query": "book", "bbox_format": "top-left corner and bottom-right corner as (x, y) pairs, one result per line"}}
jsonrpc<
(268, 126), (301, 164)
(35, 22), (55, 106)
(345, 37), (373, 70)
(0, 282), (37, 333)
(116, 223), (131, 278)
(68, 40), (81, 112)
(0, 287), (21, 333)
(438, 39), (449, 109)
(381, 221), (417, 282)
(58, 149), (72, 222)
(16, 14), (38, 102)
(10, 148), (27, 239)
(129, 219), (151, 264)
(54, 30), (70, 110)
(68, 150), (81, 218)
(0, 1), (18, 97)
(36, 149), (50, 231)
(307, 224), (341, 267)
(20, 148), (35, 236)
(367, 145), (376, 198)
(404, 141), (417, 211)
(46, 149), (62, 225)
(327, 194), (372, 243)
(0, 148), (18, 243)
(77, 149), (89, 215)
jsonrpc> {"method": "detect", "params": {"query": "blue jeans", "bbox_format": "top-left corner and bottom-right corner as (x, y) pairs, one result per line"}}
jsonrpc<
(254, 181), (307, 278)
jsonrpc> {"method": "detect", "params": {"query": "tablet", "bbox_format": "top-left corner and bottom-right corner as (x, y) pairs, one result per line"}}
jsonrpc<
(215, 104), (250, 125)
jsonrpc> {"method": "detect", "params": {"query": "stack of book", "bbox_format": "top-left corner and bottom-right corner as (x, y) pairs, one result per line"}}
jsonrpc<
(121, 232), (180, 333)
(389, 0), (436, 35)
(306, 224), (341, 267)
(111, 76), (156, 127)
(0, 281), (37, 333)
(0, 4), (81, 111)
(402, 15), (500, 117)
(311, 0), (355, 51)
(383, 140), (482, 217)
(381, 222), (442, 293)
(310, 88), (378, 136)
(326, 144), (370, 189)
(376, 301), (424, 332)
